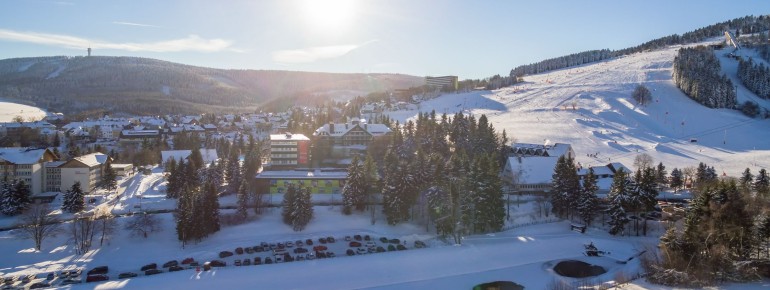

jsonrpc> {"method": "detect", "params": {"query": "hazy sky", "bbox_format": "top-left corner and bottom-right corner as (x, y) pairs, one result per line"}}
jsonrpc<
(0, 0), (768, 79)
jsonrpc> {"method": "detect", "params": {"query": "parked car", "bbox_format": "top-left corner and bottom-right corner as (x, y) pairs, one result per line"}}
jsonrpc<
(260, 242), (269, 248)
(87, 266), (109, 275)
(242, 259), (251, 266)
(235, 247), (244, 255)
(379, 237), (389, 243)
(346, 249), (355, 256)
(306, 252), (315, 260)
(349, 241), (362, 247)
(46, 272), (55, 280)
(141, 263), (157, 271)
(234, 259), (242, 266)
(356, 247), (368, 254)
(389, 238), (401, 244)
(368, 247), (376, 253)
(414, 240), (427, 248)
(60, 279), (81, 285)
(317, 251), (327, 258)
(397, 244), (407, 250)
(219, 251), (234, 258)
(387, 244), (396, 251)
(29, 282), (50, 289)
(209, 260), (226, 267)
(296, 240), (304, 247)
(344, 236), (352, 241)
(254, 246), (264, 252)
(319, 237), (327, 244)
(169, 265), (184, 272)
(354, 234), (362, 241)
(364, 235), (371, 241)
(144, 269), (162, 276)
(276, 242), (284, 249)
(327, 252), (336, 258)
(264, 257), (273, 264)
(376, 246), (386, 253)
(296, 255), (305, 261)
(181, 258), (195, 265)
(285, 241), (294, 248)
(254, 257), (262, 265)
(327, 236), (336, 243)
(245, 247), (254, 254)
(294, 247), (308, 254)
(118, 272), (138, 279)
(162, 260), (179, 268)
(365, 241), (376, 248)
(305, 239), (314, 246)
(86, 274), (109, 282)
(313, 245), (328, 252)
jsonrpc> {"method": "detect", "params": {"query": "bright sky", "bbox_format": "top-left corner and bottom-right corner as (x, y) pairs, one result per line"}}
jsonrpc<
(0, 0), (768, 79)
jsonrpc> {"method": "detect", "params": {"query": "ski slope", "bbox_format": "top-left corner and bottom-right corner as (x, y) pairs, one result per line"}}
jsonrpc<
(388, 41), (770, 175)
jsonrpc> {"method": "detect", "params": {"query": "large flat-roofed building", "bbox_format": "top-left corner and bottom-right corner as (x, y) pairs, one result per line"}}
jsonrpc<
(59, 153), (111, 193)
(425, 75), (458, 91)
(269, 133), (310, 169)
(0, 147), (58, 195)
(255, 169), (347, 195)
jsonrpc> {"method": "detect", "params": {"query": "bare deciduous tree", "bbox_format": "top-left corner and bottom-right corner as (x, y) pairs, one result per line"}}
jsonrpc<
(70, 214), (97, 254)
(124, 213), (162, 238)
(16, 204), (60, 251)
(95, 209), (118, 247)
(633, 153), (654, 171)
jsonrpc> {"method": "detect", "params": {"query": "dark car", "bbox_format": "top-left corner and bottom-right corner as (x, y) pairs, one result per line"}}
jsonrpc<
(140, 263), (157, 271)
(327, 252), (336, 258)
(60, 279), (81, 285)
(260, 242), (269, 248)
(379, 237), (389, 243)
(349, 241), (362, 247)
(305, 239), (314, 246)
(181, 258), (195, 265)
(346, 249), (355, 256)
(254, 257), (262, 265)
(144, 269), (162, 276)
(294, 247), (308, 254)
(169, 265), (184, 272)
(387, 244), (396, 251)
(354, 234), (362, 241)
(245, 247), (254, 254)
(397, 244), (407, 250)
(87, 266), (108, 275)
(234, 259), (242, 266)
(364, 235), (371, 241)
(389, 238), (401, 244)
(118, 272), (138, 279)
(242, 259), (251, 266)
(219, 251), (234, 258)
(296, 240), (304, 247)
(376, 246), (386, 253)
(209, 260), (226, 267)
(327, 236), (336, 243)
(317, 251), (327, 258)
(415, 240), (426, 248)
(254, 246), (264, 252)
(29, 282), (50, 289)
(313, 245), (328, 252)
(264, 257), (273, 264)
(319, 237), (327, 244)
(235, 247), (244, 255)
(86, 274), (109, 282)
(162, 260), (179, 268)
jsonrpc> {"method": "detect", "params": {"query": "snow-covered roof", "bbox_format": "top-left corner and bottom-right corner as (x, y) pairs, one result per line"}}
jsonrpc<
(313, 122), (391, 137)
(511, 142), (572, 158)
(45, 161), (66, 168)
(0, 148), (49, 164)
(505, 156), (558, 184)
(73, 153), (108, 167)
(256, 169), (347, 179)
(0, 121), (56, 129)
(161, 149), (218, 165)
(270, 133), (310, 141)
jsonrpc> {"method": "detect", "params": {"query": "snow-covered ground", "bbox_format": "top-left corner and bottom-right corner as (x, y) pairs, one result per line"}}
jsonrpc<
(388, 41), (770, 176)
(0, 100), (47, 122)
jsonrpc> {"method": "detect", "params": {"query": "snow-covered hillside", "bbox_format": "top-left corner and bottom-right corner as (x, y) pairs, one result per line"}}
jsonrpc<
(388, 41), (770, 175)
(0, 100), (47, 122)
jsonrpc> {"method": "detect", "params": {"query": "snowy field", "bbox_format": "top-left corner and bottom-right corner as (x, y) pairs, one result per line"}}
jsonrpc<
(0, 100), (47, 122)
(387, 40), (770, 176)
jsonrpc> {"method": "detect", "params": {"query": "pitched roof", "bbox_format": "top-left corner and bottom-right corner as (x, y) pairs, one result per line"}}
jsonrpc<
(313, 122), (391, 137)
(73, 153), (109, 167)
(161, 149), (219, 165)
(505, 156), (559, 184)
(0, 148), (49, 164)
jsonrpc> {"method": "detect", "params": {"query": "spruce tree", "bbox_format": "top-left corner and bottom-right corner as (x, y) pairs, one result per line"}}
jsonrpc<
(755, 168), (770, 196)
(1, 180), (31, 216)
(292, 187), (313, 231)
(740, 168), (753, 190)
(607, 169), (631, 235)
(101, 158), (117, 192)
(282, 184), (297, 225)
(341, 155), (365, 215)
(203, 181), (220, 234)
(236, 182), (248, 221)
(669, 168), (683, 192)
(655, 162), (667, 186)
(62, 181), (85, 213)
(578, 168), (599, 226)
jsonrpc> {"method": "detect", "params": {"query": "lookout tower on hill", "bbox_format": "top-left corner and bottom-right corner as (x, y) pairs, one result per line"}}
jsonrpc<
(87, 47), (91, 57)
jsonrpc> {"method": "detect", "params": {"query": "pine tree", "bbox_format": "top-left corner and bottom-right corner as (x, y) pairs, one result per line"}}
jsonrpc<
(655, 162), (667, 186)
(637, 167), (659, 236)
(740, 168), (753, 190)
(101, 158), (117, 192)
(607, 169), (631, 235)
(578, 168), (599, 226)
(203, 181), (220, 235)
(225, 150), (241, 194)
(62, 181), (85, 213)
(236, 182), (248, 221)
(166, 159), (183, 198)
(670, 168), (683, 192)
(341, 155), (365, 215)
(189, 148), (204, 169)
(363, 154), (379, 224)
(551, 156), (579, 218)
(282, 184), (297, 225)
(755, 168), (770, 196)
(292, 187), (313, 231)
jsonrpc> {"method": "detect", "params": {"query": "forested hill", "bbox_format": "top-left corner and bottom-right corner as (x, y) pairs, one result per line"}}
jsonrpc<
(0, 56), (423, 116)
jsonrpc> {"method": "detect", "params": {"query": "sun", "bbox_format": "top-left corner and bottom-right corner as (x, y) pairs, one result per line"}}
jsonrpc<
(300, 0), (357, 34)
